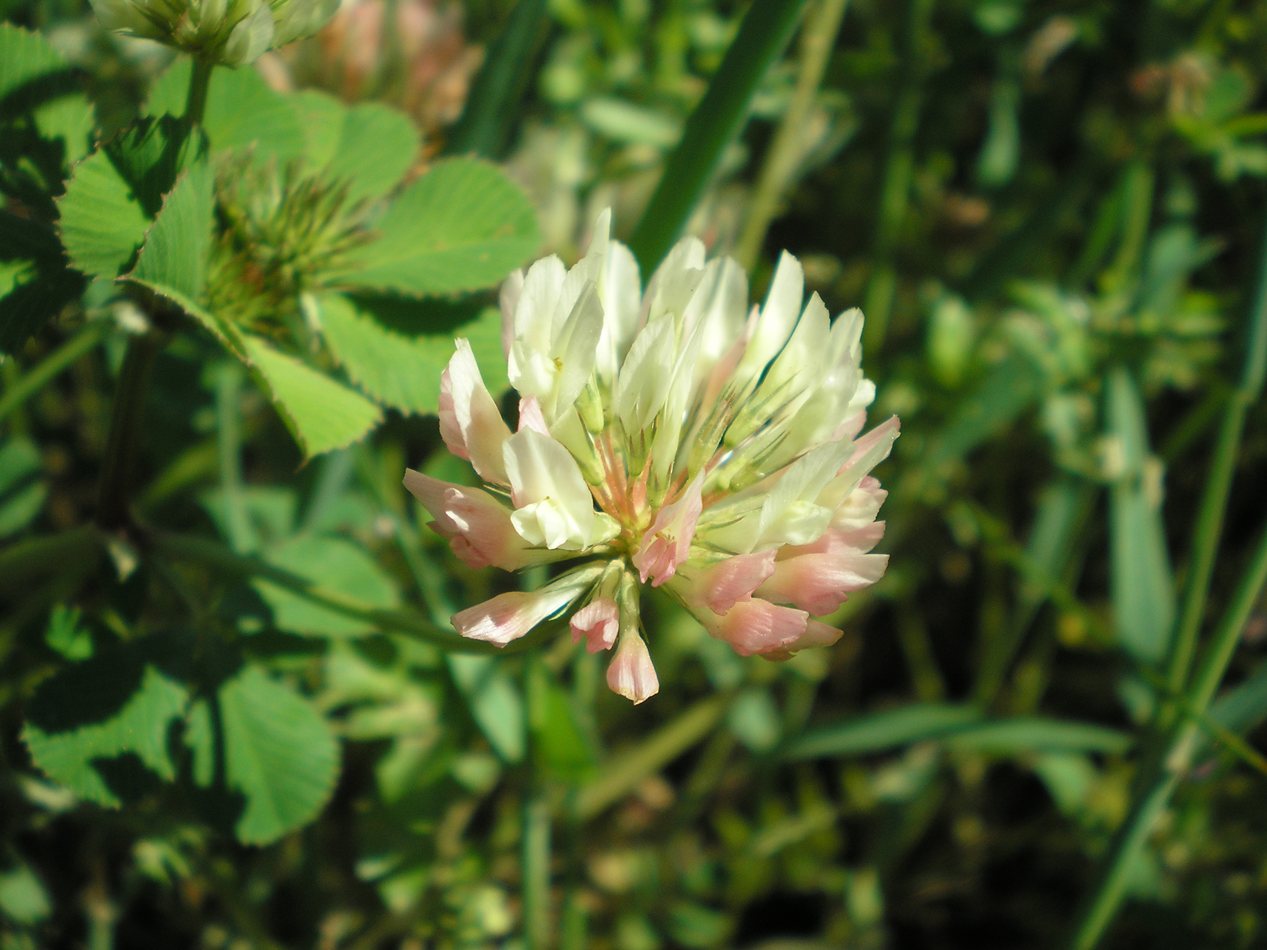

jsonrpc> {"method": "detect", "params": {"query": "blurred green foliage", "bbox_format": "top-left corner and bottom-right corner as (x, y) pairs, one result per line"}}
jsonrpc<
(2, 0), (1267, 948)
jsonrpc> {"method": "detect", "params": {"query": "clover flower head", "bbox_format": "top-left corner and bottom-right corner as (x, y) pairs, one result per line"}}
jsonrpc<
(91, 0), (338, 66)
(406, 211), (898, 705)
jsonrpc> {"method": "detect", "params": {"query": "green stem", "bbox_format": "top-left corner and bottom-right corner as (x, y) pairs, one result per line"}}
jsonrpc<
(1164, 215), (1267, 699)
(96, 333), (162, 530)
(628, 0), (809, 271)
(577, 693), (732, 820)
(522, 654), (551, 950)
(0, 527), (101, 594)
(0, 320), (107, 426)
(149, 529), (489, 651)
(734, 0), (852, 270)
(521, 794), (551, 947)
(861, 0), (933, 353)
(185, 57), (214, 129)
(103, 25), (221, 531)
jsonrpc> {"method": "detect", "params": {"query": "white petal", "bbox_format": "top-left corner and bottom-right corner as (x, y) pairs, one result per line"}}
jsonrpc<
(738, 251), (803, 374)
(503, 429), (619, 550)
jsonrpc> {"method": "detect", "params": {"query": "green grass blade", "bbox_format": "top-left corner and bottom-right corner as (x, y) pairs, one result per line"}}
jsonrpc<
(627, 0), (808, 271)
(1105, 366), (1174, 665)
(1065, 212), (1267, 950)
(445, 0), (550, 159)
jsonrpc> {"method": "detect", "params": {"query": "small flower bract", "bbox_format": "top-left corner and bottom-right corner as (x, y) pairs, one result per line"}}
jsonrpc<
(406, 212), (898, 704)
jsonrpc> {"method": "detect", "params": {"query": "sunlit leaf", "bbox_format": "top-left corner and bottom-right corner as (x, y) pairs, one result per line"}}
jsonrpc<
(0, 23), (94, 167)
(314, 97), (419, 206)
(128, 158), (215, 302)
(318, 294), (504, 414)
(185, 664), (339, 845)
(57, 118), (203, 282)
(330, 159), (539, 297)
(146, 60), (306, 164)
(243, 335), (382, 457)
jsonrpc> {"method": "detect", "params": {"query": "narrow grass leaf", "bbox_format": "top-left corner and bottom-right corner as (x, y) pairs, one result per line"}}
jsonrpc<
(447, 654), (526, 764)
(782, 704), (983, 760)
(1105, 366), (1174, 664)
(628, 0), (808, 270)
(445, 0), (549, 159)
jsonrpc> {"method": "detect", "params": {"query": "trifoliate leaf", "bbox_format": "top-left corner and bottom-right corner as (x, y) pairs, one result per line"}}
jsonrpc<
(0, 23), (94, 167)
(243, 335), (383, 456)
(128, 158), (215, 301)
(57, 117), (203, 282)
(185, 664), (339, 845)
(330, 158), (539, 297)
(147, 60), (306, 165)
(0, 209), (83, 353)
(318, 294), (505, 414)
(292, 92), (419, 206)
(23, 636), (191, 807)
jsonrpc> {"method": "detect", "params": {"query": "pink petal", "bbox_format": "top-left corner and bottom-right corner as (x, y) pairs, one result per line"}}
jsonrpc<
(832, 478), (889, 531)
(570, 597), (619, 653)
(632, 474), (704, 586)
(783, 521), (886, 558)
(437, 365), (467, 461)
(404, 470), (554, 571)
(517, 395), (550, 435)
(439, 340), (512, 485)
(672, 550), (777, 614)
(696, 597), (811, 657)
(605, 633), (660, 704)
(452, 582), (583, 646)
(762, 619), (844, 661)
(841, 414), (901, 472)
(758, 550), (889, 616)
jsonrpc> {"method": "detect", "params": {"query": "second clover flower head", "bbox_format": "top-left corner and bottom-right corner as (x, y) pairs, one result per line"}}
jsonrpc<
(90, 0), (338, 66)
(405, 211), (899, 705)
